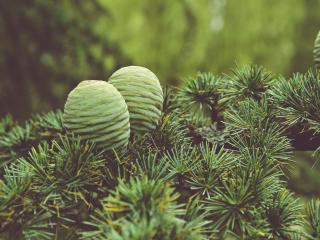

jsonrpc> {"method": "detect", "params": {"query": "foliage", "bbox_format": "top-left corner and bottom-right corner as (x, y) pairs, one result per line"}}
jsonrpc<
(2, 67), (320, 239)
(0, 111), (63, 171)
(0, 164), (53, 240)
(81, 177), (210, 240)
(178, 72), (223, 126)
(223, 64), (274, 102)
(305, 199), (320, 239)
(270, 70), (320, 132)
(224, 97), (275, 132)
(264, 191), (303, 239)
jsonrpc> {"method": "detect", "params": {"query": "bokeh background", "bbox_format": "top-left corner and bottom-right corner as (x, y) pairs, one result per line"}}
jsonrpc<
(0, 0), (319, 119)
(0, 0), (320, 198)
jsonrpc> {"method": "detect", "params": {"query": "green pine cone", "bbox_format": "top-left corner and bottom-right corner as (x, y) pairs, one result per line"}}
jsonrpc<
(109, 66), (163, 135)
(63, 80), (130, 150)
(314, 30), (320, 70)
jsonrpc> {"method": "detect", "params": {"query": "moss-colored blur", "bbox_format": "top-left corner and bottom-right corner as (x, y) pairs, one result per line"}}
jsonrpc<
(0, 0), (319, 118)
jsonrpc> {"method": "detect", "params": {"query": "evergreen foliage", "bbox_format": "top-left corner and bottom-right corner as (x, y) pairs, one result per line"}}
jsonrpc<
(223, 64), (274, 102)
(270, 70), (320, 131)
(2, 65), (320, 239)
(305, 199), (320, 239)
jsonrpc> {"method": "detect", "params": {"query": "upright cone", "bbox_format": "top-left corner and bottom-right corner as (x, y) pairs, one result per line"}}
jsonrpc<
(63, 80), (130, 150)
(109, 66), (163, 135)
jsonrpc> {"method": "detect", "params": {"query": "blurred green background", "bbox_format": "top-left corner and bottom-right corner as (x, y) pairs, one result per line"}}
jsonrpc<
(0, 0), (319, 119)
